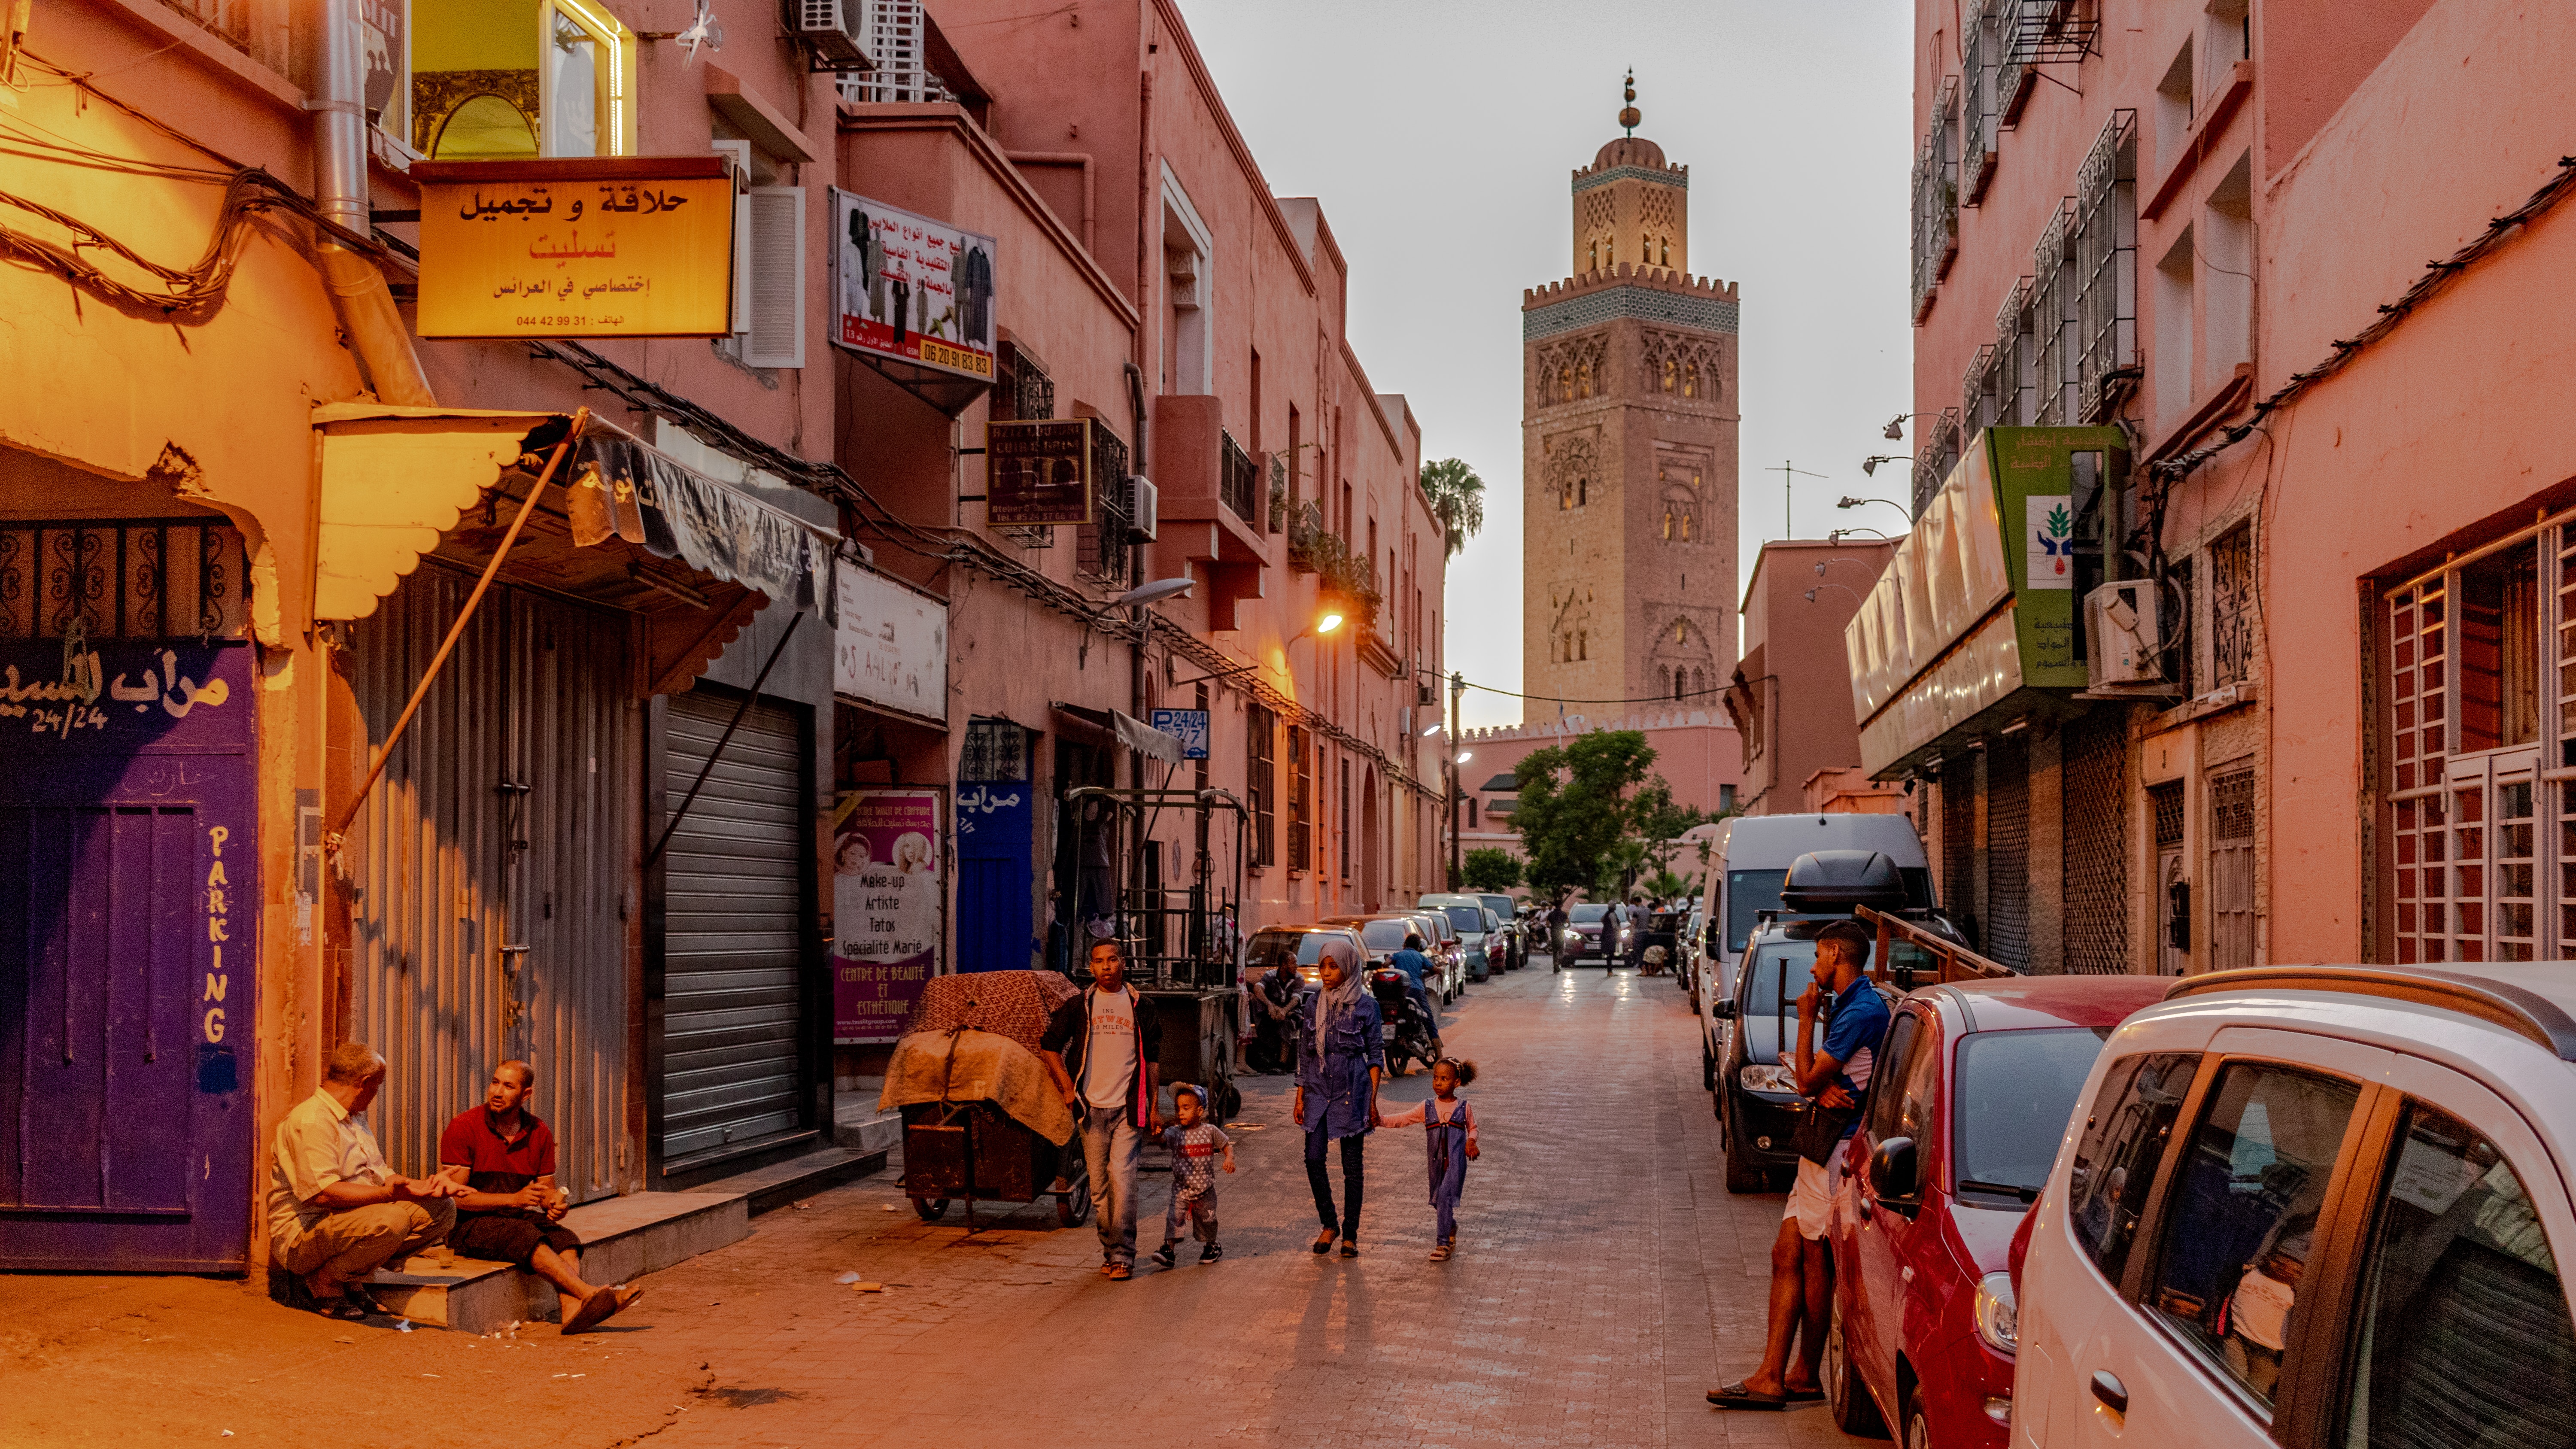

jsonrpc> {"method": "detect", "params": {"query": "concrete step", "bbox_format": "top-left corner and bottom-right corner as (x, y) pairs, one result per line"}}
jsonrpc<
(697, 1143), (888, 1216)
(365, 1190), (748, 1335)
(833, 1090), (902, 1157)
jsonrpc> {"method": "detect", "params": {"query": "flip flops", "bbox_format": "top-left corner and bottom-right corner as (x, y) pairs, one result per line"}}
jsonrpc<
(1706, 1382), (1789, 1411)
(309, 1297), (370, 1322)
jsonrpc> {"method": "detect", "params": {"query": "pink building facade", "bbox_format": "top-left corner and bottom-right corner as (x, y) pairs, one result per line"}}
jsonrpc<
(0, 0), (1441, 1273)
(1894, 0), (2576, 973)
(1726, 539), (1894, 817)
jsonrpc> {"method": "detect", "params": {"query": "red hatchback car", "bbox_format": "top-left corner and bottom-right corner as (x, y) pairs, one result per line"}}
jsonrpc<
(1822, 975), (2170, 1447)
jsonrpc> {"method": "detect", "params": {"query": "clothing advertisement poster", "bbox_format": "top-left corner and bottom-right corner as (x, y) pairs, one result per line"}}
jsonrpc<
(832, 788), (945, 1043)
(828, 190), (998, 382)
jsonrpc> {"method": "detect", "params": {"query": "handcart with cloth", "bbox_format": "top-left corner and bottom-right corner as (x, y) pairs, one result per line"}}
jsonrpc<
(877, 970), (1093, 1229)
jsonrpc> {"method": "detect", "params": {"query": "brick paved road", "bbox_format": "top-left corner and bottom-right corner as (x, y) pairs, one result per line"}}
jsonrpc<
(0, 961), (1873, 1448)
(632, 960), (1868, 1449)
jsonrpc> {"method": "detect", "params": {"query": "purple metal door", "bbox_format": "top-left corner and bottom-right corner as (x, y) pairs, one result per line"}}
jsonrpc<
(0, 518), (256, 1270)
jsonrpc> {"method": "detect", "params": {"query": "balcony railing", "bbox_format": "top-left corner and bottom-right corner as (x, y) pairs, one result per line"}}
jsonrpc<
(1078, 425), (1131, 586)
(1910, 76), (1961, 323)
(2075, 111), (2139, 422)
(161, 0), (251, 54)
(1220, 429), (1258, 526)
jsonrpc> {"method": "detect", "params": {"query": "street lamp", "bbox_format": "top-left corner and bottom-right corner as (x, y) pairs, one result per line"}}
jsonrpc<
(1112, 578), (1195, 607)
(1858, 455), (1913, 479)
(1883, 413), (1924, 441)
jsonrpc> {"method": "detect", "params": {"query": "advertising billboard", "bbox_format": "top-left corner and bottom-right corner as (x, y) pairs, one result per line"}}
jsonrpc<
(984, 418), (1096, 526)
(412, 157), (735, 338)
(832, 788), (945, 1045)
(829, 190), (997, 381)
(832, 558), (948, 724)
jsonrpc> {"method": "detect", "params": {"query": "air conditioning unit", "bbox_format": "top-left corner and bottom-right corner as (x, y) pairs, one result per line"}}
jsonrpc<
(1418, 684), (1439, 707)
(2085, 580), (2167, 688)
(788, 0), (868, 69)
(1124, 476), (1158, 543)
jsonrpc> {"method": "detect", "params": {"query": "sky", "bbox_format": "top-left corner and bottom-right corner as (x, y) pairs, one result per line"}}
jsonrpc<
(1173, 0), (1917, 730)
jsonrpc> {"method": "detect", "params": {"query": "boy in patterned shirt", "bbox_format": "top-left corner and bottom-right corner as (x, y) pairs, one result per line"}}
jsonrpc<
(1148, 1084), (1235, 1267)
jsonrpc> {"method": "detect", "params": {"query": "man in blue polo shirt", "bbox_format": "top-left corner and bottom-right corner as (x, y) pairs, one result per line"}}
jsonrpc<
(1709, 919), (1890, 1411)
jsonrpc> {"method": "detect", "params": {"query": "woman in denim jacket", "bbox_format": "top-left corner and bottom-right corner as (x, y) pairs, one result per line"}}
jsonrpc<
(1293, 939), (1383, 1257)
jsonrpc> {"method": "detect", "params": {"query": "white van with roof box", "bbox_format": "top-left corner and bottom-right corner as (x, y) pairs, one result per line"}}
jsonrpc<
(1692, 813), (1933, 1094)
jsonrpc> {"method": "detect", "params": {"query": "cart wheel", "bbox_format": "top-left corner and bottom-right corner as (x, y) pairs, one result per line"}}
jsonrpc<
(1057, 1178), (1092, 1228)
(911, 1197), (950, 1221)
(1217, 1081), (1242, 1120)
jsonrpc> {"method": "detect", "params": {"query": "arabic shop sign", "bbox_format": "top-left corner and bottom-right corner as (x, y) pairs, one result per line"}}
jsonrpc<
(831, 557), (948, 725)
(984, 418), (1097, 526)
(0, 637), (247, 749)
(828, 190), (998, 381)
(413, 157), (735, 338)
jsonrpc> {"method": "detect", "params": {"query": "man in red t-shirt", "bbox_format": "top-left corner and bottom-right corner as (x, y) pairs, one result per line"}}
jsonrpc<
(437, 1061), (639, 1334)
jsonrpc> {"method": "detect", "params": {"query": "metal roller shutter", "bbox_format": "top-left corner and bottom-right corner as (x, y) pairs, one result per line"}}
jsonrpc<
(660, 689), (806, 1166)
(1986, 734), (2031, 970)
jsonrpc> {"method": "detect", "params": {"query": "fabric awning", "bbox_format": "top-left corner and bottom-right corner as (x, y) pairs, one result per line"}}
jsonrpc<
(313, 403), (836, 625)
(1049, 702), (1188, 764)
(313, 403), (839, 696)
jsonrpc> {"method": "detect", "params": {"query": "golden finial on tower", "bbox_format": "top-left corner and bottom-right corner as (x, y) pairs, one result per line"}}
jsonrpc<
(1619, 69), (1640, 136)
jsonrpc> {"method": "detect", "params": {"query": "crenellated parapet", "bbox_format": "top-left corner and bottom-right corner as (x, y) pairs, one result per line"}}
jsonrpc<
(1522, 266), (1741, 343)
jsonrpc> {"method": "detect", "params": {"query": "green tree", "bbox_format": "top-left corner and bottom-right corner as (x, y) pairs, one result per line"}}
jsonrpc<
(1419, 457), (1486, 562)
(1509, 729), (1659, 900)
(1643, 869), (1694, 902)
(1460, 847), (1523, 892)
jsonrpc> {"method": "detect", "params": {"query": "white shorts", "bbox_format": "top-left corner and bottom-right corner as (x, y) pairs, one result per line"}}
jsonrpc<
(1783, 1157), (1834, 1241)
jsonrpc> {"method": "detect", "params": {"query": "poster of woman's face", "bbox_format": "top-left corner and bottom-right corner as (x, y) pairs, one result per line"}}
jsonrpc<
(835, 831), (873, 876)
(893, 831), (933, 874)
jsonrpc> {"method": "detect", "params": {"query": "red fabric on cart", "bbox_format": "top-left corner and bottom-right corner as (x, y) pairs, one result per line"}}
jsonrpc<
(901, 969), (1080, 1057)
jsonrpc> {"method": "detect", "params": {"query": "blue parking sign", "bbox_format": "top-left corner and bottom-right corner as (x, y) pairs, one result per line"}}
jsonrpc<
(1150, 708), (1209, 760)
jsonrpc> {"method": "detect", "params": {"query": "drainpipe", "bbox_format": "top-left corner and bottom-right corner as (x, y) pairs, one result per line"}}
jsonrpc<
(312, 0), (433, 405)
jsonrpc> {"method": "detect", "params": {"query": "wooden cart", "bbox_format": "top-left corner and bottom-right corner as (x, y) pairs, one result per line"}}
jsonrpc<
(901, 1099), (1090, 1231)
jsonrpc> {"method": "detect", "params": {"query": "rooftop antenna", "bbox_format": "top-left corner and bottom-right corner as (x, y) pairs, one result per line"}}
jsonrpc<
(1620, 70), (1640, 137)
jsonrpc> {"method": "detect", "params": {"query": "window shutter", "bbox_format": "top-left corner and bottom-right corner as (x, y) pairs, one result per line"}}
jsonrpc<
(745, 185), (805, 369)
(731, 191), (753, 336)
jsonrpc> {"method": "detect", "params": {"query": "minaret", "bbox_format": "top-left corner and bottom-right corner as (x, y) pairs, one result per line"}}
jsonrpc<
(1520, 76), (1742, 718)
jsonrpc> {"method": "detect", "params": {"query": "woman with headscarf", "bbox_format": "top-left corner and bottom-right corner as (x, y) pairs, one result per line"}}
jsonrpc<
(1293, 939), (1382, 1257)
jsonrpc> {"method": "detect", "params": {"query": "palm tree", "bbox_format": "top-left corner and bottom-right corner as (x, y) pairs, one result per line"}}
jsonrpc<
(1419, 457), (1485, 562)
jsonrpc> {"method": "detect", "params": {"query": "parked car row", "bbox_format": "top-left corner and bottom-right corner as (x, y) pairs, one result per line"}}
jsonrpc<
(1232, 894), (1533, 1080)
(1692, 841), (2576, 1449)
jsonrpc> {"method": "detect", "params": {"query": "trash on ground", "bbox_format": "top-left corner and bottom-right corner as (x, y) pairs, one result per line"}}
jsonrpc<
(395, 1319), (413, 1333)
(833, 1271), (862, 1284)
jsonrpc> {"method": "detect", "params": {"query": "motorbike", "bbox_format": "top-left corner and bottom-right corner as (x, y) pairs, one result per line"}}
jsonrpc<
(1368, 967), (1440, 1077)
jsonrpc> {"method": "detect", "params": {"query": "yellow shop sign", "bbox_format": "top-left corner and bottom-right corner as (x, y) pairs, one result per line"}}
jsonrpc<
(413, 157), (734, 338)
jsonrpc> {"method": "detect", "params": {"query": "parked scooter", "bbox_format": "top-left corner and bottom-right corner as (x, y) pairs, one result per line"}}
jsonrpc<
(1368, 967), (1440, 1077)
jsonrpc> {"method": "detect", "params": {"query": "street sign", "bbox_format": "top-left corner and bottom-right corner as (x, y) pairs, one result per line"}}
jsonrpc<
(1150, 708), (1210, 760)
(412, 157), (735, 338)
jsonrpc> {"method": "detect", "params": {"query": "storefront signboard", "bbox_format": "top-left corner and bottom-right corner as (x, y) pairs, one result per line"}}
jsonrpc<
(413, 157), (736, 338)
(828, 190), (997, 380)
(831, 558), (947, 724)
(984, 418), (1095, 526)
(832, 788), (945, 1044)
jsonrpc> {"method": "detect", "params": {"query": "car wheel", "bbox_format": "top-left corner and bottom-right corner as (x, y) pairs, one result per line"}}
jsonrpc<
(1701, 1039), (1717, 1092)
(1825, 1296), (1889, 1437)
(1900, 1381), (1931, 1449)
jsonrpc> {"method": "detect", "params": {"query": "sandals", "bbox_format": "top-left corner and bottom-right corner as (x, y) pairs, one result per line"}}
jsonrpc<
(309, 1296), (370, 1322)
(1311, 1230), (1336, 1255)
(1429, 1244), (1452, 1261)
(339, 1284), (390, 1318)
(1707, 1381), (1789, 1411)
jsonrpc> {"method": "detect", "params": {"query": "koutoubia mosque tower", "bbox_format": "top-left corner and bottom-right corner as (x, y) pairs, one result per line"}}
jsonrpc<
(1522, 76), (1741, 718)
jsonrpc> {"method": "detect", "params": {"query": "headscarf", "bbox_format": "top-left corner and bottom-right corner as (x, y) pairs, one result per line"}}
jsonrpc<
(1312, 938), (1367, 1036)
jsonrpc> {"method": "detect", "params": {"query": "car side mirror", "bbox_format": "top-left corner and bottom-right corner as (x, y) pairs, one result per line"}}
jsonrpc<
(1710, 999), (1738, 1021)
(1704, 923), (1722, 956)
(1869, 1136), (1920, 1203)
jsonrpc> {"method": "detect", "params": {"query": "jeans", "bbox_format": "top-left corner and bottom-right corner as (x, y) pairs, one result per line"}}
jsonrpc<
(1081, 1104), (1142, 1264)
(1304, 1128), (1365, 1239)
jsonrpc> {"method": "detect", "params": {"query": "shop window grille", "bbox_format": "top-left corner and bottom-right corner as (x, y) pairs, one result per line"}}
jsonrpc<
(994, 344), (1055, 423)
(1941, 757), (1977, 939)
(1964, 345), (1999, 437)
(1988, 733), (2032, 971)
(2075, 111), (2139, 421)
(1221, 429), (1258, 526)
(2032, 200), (2080, 425)
(2210, 525), (2254, 687)
(1996, 279), (2035, 425)
(1246, 705), (1276, 867)
(1914, 410), (1962, 519)
(0, 519), (248, 641)
(2062, 706), (2133, 973)
(2208, 767), (2259, 968)
(2151, 779), (2186, 849)
(1910, 77), (1962, 323)
(1267, 453), (1289, 535)
(1287, 724), (1310, 869)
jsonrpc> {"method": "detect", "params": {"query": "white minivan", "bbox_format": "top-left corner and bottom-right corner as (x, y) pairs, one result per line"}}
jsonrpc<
(2010, 963), (2576, 1449)
(1691, 813), (1933, 1095)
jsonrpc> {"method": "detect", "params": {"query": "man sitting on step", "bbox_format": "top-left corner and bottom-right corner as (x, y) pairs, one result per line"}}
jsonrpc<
(269, 1041), (465, 1321)
(437, 1060), (641, 1335)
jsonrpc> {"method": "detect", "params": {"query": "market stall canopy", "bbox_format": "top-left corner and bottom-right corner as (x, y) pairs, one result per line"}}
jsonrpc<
(313, 403), (838, 695)
(1048, 701), (1188, 764)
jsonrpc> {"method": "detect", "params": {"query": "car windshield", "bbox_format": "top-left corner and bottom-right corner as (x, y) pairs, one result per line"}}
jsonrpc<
(1951, 1027), (2117, 1205)
(1245, 932), (1339, 971)
(1571, 903), (1609, 923)
(1442, 906), (1485, 933)
(1357, 920), (1413, 950)
(1726, 870), (1788, 952)
(1479, 895), (1513, 916)
(1741, 939), (1817, 1017)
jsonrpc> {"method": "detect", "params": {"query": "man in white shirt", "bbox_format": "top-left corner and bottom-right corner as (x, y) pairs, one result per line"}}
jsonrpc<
(1040, 940), (1163, 1281)
(267, 1042), (464, 1320)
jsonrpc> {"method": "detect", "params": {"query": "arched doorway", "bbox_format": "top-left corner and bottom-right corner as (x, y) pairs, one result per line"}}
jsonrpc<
(1362, 767), (1382, 911)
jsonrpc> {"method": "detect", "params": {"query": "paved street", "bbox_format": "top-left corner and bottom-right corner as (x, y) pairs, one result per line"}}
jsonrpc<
(5, 961), (1866, 1448)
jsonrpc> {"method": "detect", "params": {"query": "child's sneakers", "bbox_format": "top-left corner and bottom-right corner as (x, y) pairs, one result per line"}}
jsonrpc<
(1149, 1244), (1177, 1269)
(1199, 1242), (1224, 1264)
